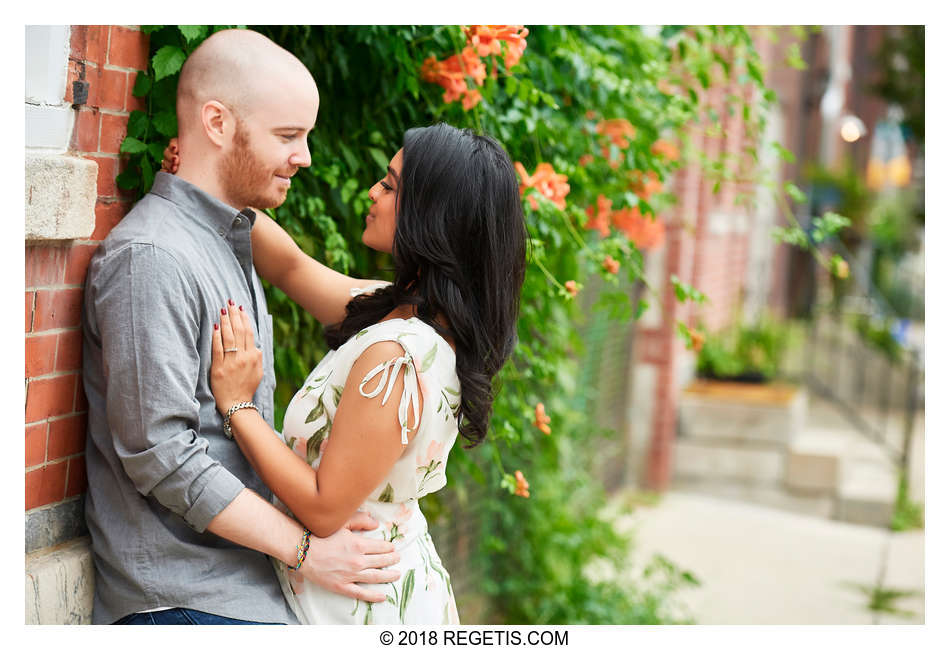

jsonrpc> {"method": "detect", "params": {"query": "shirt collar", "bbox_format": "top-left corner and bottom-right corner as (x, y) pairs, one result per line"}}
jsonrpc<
(149, 172), (257, 232)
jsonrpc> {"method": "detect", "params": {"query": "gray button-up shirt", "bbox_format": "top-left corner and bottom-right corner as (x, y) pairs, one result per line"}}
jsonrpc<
(82, 172), (296, 624)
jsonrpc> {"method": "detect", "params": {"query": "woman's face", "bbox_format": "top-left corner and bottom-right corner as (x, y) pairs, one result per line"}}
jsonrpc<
(363, 148), (403, 254)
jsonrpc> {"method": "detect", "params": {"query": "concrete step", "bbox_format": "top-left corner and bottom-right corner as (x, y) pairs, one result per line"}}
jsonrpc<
(672, 478), (836, 520)
(673, 439), (785, 485)
(835, 457), (898, 528)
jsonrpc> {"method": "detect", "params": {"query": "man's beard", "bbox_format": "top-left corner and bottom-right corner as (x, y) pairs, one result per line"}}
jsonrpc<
(219, 123), (289, 210)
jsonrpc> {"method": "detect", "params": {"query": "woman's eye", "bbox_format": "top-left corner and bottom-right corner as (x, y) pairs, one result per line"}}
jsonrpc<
(380, 181), (393, 191)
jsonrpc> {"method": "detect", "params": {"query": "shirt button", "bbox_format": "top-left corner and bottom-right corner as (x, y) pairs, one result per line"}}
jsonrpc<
(218, 228), (225, 236)
(234, 217), (242, 226)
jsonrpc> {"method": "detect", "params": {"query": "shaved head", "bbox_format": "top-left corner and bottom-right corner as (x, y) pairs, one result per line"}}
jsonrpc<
(177, 29), (318, 137)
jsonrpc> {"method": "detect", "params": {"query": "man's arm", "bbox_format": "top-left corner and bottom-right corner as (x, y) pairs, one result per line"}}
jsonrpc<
(207, 489), (399, 602)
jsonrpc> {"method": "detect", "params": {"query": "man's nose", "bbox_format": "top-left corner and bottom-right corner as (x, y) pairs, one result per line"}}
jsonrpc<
(289, 144), (311, 168)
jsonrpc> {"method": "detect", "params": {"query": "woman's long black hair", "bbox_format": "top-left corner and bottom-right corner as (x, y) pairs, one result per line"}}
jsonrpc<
(325, 123), (527, 447)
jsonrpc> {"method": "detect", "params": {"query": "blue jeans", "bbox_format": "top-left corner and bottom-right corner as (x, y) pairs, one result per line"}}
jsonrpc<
(114, 608), (282, 625)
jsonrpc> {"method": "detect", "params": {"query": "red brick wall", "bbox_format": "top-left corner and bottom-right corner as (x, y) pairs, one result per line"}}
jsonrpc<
(25, 26), (149, 513)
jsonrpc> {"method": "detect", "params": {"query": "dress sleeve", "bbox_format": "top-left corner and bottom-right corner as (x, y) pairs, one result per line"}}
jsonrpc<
(357, 346), (420, 445)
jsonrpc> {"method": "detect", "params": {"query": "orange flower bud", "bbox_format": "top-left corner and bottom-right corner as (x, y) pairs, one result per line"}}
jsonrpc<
(534, 402), (551, 434)
(514, 470), (530, 498)
(603, 255), (620, 275)
(564, 280), (578, 298)
(688, 327), (706, 352)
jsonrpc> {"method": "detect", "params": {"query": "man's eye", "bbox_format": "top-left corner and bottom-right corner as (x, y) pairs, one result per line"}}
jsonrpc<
(280, 134), (296, 142)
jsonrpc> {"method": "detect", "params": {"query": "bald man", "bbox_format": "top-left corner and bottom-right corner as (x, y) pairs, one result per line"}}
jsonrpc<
(82, 30), (399, 625)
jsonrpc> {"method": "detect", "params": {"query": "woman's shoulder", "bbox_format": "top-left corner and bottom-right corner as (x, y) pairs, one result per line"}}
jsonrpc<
(349, 317), (455, 371)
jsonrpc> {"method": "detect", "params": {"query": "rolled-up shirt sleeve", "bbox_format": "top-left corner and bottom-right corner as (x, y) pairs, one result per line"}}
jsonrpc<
(93, 243), (244, 532)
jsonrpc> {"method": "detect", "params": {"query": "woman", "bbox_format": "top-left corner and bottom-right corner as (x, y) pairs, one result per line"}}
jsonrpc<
(170, 123), (526, 624)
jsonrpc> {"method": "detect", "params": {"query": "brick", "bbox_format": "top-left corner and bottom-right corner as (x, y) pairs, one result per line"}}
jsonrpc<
(108, 26), (149, 70)
(69, 25), (88, 61)
(97, 67), (127, 112)
(25, 462), (69, 510)
(26, 375), (77, 422)
(48, 415), (86, 460)
(75, 379), (89, 413)
(26, 423), (48, 468)
(86, 26), (108, 67)
(25, 245), (67, 288)
(86, 155), (118, 198)
(33, 288), (83, 331)
(56, 330), (83, 372)
(65, 456), (88, 498)
(63, 60), (82, 105)
(64, 243), (98, 286)
(26, 291), (35, 333)
(72, 108), (100, 153)
(100, 113), (129, 155)
(91, 200), (128, 240)
(26, 333), (58, 377)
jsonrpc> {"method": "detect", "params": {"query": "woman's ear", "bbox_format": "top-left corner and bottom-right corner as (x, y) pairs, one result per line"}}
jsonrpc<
(200, 100), (234, 148)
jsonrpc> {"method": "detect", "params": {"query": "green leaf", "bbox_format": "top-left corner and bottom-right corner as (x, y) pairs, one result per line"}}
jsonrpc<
(131, 71), (152, 97)
(115, 167), (140, 191)
(306, 423), (329, 463)
(147, 142), (166, 163)
(421, 343), (438, 372)
(635, 299), (649, 320)
(152, 45), (187, 82)
(331, 384), (344, 407)
(783, 181), (807, 204)
(125, 110), (148, 139)
(152, 111), (178, 138)
(178, 25), (208, 43)
(378, 483), (394, 503)
(119, 137), (148, 155)
(141, 159), (155, 193)
(304, 398), (325, 424)
(771, 141), (796, 164)
(367, 147), (390, 172)
(399, 569), (415, 623)
(140, 25), (164, 35)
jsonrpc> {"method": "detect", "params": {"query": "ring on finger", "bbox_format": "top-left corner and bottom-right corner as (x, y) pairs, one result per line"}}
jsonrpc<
(224, 347), (240, 353)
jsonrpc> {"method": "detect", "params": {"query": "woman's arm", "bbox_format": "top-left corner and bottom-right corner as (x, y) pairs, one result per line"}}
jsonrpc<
(251, 210), (388, 326)
(226, 339), (421, 537)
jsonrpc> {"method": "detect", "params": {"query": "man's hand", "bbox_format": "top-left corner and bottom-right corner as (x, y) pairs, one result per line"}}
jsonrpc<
(298, 511), (401, 602)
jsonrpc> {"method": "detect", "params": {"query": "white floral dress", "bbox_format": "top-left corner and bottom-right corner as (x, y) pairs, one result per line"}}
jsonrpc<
(273, 299), (461, 625)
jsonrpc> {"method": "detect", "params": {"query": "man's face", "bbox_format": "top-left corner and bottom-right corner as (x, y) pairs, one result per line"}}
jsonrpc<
(218, 87), (318, 210)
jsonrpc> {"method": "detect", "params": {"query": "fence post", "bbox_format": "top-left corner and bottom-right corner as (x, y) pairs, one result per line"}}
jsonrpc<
(899, 348), (921, 478)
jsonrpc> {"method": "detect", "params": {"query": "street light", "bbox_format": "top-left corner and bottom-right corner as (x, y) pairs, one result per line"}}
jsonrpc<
(839, 114), (867, 143)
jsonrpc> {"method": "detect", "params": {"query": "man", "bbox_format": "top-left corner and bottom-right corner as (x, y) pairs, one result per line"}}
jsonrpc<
(82, 29), (398, 625)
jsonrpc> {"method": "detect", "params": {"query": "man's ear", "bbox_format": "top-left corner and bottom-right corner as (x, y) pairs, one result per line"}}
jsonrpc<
(200, 100), (234, 148)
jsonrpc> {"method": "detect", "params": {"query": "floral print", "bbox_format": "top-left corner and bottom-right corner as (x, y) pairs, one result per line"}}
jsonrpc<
(277, 315), (461, 624)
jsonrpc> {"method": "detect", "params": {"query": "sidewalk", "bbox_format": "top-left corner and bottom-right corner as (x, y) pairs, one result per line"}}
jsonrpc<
(616, 492), (924, 624)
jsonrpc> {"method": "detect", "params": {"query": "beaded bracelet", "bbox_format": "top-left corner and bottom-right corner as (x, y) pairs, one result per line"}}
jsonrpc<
(288, 528), (312, 571)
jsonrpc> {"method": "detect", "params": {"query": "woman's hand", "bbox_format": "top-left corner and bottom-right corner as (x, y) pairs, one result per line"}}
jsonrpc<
(161, 138), (180, 174)
(211, 301), (263, 416)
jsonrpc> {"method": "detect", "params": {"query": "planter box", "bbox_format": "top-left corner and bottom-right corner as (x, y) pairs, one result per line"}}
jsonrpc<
(678, 380), (807, 447)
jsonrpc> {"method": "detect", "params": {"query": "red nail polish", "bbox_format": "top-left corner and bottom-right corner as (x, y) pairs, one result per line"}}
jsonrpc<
(214, 323), (219, 331)
(239, 305), (244, 312)
(228, 299), (234, 306)
(221, 308), (227, 315)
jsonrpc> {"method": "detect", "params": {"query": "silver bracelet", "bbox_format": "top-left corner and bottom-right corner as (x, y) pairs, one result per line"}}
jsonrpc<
(223, 401), (260, 439)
